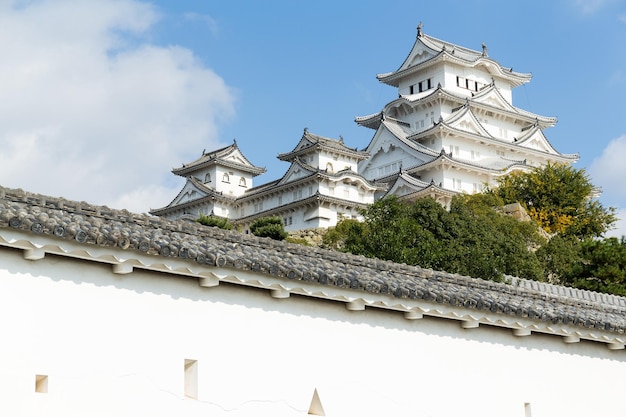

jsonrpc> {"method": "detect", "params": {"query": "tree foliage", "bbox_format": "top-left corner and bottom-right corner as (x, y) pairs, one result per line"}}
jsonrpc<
(562, 237), (626, 296)
(491, 162), (616, 239)
(196, 214), (233, 230)
(250, 216), (288, 240)
(323, 164), (626, 295)
(325, 195), (545, 282)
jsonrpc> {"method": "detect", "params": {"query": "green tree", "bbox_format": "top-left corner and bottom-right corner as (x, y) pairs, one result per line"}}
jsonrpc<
(446, 193), (545, 281)
(535, 235), (582, 282)
(565, 237), (626, 296)
(250, 216), (288, 240)
(491, 163), (616, 239)
(326, 195), (545, 282)
(196, 214), (233, 230)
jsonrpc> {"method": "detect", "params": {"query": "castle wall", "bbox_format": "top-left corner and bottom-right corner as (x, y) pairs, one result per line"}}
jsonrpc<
(1, 242), (625, 417)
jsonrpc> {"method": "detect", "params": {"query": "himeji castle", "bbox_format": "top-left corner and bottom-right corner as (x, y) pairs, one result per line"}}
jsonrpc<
(356, 23), (578, 207)
(153, 24), (578, 229)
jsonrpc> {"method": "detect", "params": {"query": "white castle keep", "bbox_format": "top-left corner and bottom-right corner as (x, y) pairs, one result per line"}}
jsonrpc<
(152, 24), (577, 231)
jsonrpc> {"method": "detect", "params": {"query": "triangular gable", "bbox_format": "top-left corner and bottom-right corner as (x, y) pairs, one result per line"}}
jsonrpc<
(222, 147), (256, 167)
(361, 124), (425, 175)
(400, 37), (440, 71)
(276, 159), (318, 186)
(385, 173), (430, 197)
(446, 106), (492, 137)
(290, 134), (317, 154)
(515, 126), (560, 155)
(471, 84), (516, 112)
(165, 178), (212, 208)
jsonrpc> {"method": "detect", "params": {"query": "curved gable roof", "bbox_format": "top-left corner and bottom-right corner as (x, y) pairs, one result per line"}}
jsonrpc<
(377, 28), (531, 88)
(173, 140), (266, 177)
(150, 177), (234, 216)
(515, 125), (579, 161)
(278, 130), (368, 162)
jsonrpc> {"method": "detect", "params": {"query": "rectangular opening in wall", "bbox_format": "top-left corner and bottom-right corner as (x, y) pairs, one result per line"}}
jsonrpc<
(184, 359), (198, 399)
(524, 402), (532, 417)
(35, 375), (48, 393)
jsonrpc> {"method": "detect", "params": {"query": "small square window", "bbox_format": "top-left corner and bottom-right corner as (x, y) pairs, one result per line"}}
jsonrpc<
(35, 375), (48, 393)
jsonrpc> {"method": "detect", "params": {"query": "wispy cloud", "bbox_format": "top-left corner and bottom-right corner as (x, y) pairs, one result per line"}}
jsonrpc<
(183, 12), (219, 35)
(0, 0), (236, 213)
(573, 0), (616, 14)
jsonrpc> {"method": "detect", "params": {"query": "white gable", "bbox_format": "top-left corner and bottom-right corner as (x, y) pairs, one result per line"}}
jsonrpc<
(169, 180), (210, 207)
(516, 128), (559, 155)
(278, 162), (317, 186)
(472, 86), (516, 111)
(446, 107), (491, 137)
(224, 148), (256, 168)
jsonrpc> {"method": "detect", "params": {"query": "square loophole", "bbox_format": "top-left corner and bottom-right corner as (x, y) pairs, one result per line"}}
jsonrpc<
(35, 375), (48, 393)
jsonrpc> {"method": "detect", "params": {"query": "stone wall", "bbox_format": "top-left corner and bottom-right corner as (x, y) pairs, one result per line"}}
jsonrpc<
(287, 228), (326, 247)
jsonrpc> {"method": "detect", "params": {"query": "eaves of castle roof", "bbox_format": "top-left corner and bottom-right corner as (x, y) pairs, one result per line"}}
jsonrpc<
(234, 192), (370, 225)
(278, 130), (369, 162)
(356, 84), (556, 130)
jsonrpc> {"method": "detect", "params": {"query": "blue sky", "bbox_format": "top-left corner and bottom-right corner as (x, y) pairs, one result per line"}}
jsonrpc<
(1, 0), (625, 236)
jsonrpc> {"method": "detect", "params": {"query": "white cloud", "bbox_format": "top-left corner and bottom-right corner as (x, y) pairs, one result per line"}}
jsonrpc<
(589, 134), (626, 238)
(589, 135), (626, 201)
(0, 0), (236, 213)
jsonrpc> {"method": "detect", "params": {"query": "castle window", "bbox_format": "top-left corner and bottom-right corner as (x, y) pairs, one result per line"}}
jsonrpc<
(204, 173), (211, 183)
(418, 81), (423, 92)
(326, 162), (334, 173)
(222, 173), (230, 183)
(427, 78), (432, 89)
(239, 177), (247, 187)
(409, 85), (414, 94)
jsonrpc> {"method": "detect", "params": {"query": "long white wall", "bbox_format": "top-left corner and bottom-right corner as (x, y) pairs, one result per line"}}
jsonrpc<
(1, 247), (624, 417)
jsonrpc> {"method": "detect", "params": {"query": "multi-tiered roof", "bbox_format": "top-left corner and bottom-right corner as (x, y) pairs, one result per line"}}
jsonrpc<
(356, 24), (578, 206)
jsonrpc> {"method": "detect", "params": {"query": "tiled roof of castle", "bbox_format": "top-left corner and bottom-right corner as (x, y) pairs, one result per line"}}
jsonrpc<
(1, 185), (625, 344)
(278, 130), (369, 161)
(172, 141), (266, 177)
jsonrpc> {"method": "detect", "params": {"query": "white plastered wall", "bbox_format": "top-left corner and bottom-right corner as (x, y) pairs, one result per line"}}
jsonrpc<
(0, 246), (624, 417)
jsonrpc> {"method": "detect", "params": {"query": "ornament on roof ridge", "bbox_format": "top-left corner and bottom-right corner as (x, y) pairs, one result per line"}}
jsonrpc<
(304, 127), (309, 133)
(417, 22), (423, 37)
(482, 43), (488, 57)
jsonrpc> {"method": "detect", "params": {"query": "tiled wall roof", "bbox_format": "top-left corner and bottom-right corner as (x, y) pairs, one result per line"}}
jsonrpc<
(1, 185), (625, 336)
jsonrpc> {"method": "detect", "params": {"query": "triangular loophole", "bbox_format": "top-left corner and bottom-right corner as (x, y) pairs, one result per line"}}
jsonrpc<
(308, 388), (325, 416)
